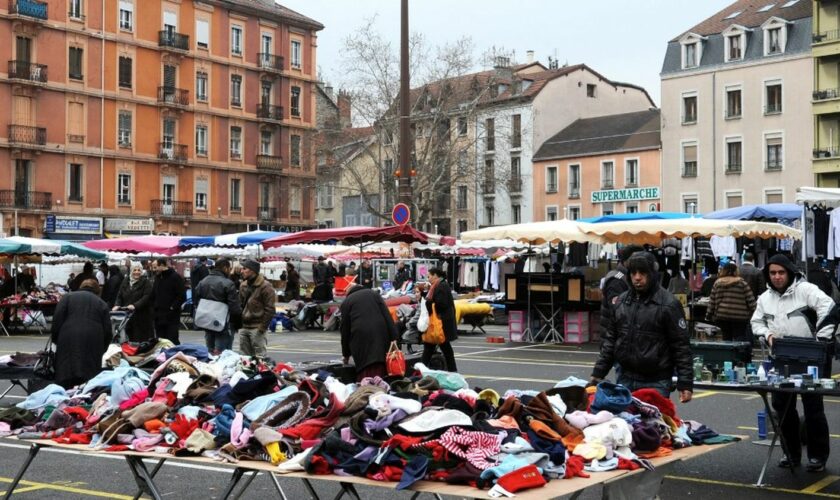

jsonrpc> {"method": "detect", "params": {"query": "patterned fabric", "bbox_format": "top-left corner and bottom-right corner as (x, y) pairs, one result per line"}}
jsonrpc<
(425, 426), (504, 470)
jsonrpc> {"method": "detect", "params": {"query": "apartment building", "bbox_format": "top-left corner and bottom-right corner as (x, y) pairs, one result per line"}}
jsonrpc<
(813, 0), (840, 185)
(660, 0), (813, 213)
(0, 0), (322, 238)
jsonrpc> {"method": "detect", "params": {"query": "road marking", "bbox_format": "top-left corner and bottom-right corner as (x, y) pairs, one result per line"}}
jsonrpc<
(666, 475), (840, 498)
(463, 374), (557, 384)
(737, 426), (840, 439)
(459, 357), (593, 369)
(0, 477), (130, 499)
(0, 485), (45, 495)
(690, 391), (718, 399)
(454, 342), (554, 358)
(803, 476), (840, 494)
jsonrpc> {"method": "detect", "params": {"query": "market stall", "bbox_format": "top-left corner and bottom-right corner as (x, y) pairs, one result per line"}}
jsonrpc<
(83, 235), (183, 256)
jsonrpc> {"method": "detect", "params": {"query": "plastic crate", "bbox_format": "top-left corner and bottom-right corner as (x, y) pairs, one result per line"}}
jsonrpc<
(773, 337), (828, 375)
(508, 310), (525, 342)
(589, 311), (601, 343)
(564, 311), (590, 344)
(690, 340), (752, 367)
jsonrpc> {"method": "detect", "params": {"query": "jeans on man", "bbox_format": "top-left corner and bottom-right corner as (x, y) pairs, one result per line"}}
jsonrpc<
(239, 328), (267, 357)
(204, 326), (234, 354)
(616, 374), (672, 397)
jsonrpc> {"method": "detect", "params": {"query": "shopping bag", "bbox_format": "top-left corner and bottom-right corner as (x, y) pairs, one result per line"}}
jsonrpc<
(421, 304), (446, 345)
(417, 298), (430, 332)
(386, 341), (406, 376)
(194, 299), (229, 332)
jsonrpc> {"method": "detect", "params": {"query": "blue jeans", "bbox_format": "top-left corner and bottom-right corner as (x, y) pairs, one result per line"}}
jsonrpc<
(204, 327), (233, 353)
(616, 374), (672, 397)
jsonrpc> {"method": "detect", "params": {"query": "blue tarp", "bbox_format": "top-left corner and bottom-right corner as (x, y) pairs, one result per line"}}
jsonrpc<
(702, 203), (801, 221)
(578, 212), (694, 224)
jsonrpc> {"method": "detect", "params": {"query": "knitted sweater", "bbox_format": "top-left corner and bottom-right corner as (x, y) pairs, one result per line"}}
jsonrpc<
(706, 277), (756, 322)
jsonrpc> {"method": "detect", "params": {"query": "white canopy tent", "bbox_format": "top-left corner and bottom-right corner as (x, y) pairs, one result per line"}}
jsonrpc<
(461, 220), (605, 245)
(584, 218), (800, 246)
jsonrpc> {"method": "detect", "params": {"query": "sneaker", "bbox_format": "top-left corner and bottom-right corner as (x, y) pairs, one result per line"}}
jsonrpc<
(806, 459), (826, 473)
(778, 456), (801, 468)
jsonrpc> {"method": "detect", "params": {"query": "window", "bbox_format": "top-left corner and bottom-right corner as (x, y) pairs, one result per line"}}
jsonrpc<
(230, 127), (241, 159)
(765, 189), (784, 204)
(726, 34), (742, 61)
(626, 202), (639, 214)
(625, 159), (639, 187)
(602, 203), (615, 216)
(195, 125), (207, 156)
(290, 185), (302, 216)
(726, 88), (741, 118)
(765, 82), (782, 114)
(162, 176), (176, 204)
(512, 204), (521, 224)
(457, 116), (467, 136)
(682, 142), (698, 177)
(568, 206), (581, 220)
(457, 150), (468, 176)
(68, 163), (83, 202)
(457, 185), (468, 210)
(196, 20), (209, 49)
(261, 34), (272, 59)
(68, 102), (84, 141)
(684, 42), (698, 68)
(683, 195), (699, 214)
(682, 94), (697, 124)
(601, 161), (615, 189)
(485, 206), (495, 226)
(118, 173), (131, 204)
(118, 111), (131, 147)
(260, 130), (272, 155)
(546, 206), (558, 221)
(290, 135), (301, 166)
(726, 138), (743, 173)
(511, 114), (521, 148)
(485, 118), (495, 151)
(230, 75), (242, 107)
(758, 4), (774, 12)
(291, 40), (302, 68)
(457, 220), (468, 236)
(766, 134), (783, 170)
(764, 24), (785, 55)
(383, 159), (394, 176)
(231, 26), (242, 55)
(196, 72), (208, 101)
(69, 0), (83, 19)
(317, 184), (334, 209)
(119, 1), (133, 31)
(118, 56), (132, 88)
(586, 84), (597, 98)
(725, 191), (743, 208)
(291, 86), (301, 117)
(261, 80), (272, 105)
(195, 178), (208, 211)
(484, 159), (495, 193)
(230, 179), (241, 210)
(69, 47), (83, 80)
(510, 156), (521, 191)
(568, 164), (580, 197)
(546, 166), (558, 193)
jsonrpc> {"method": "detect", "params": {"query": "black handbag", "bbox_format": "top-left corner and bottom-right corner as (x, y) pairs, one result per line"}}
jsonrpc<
(33, 337), (55, 380)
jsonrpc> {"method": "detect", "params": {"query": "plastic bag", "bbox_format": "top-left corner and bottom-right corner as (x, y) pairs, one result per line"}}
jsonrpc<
(417, 298), (430, 332)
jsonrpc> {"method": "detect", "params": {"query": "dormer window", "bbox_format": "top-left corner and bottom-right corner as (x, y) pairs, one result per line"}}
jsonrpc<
(728, 35), (742, 60)
(762, 17), (790, 56)
(685, 43), (698, 67)
(679, 33), (706, 69)
(768, 28), (781, 53)
(723, 25), (750, 63)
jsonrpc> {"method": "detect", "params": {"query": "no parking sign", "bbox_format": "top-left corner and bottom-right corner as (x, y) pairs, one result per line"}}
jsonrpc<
(392, 203), (411, 226)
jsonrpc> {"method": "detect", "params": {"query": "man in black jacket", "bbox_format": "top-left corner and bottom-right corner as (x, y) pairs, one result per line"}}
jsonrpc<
(600, 245), (643, 314)
(191, 257), (210, 288)
(193, 258), (242, 355)
(152, 258), (185, 344)
(340, 284), (397, 381)
(591, 251), (693, 402)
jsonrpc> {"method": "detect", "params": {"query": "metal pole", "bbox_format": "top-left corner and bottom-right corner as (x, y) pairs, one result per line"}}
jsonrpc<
(398, 0), (412, 205)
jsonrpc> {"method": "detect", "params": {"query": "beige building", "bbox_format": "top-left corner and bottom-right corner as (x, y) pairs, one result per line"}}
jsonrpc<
(660, 0), (814, 213)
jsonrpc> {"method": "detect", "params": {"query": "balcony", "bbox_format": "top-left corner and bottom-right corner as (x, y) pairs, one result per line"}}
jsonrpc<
(258, 207), (277, 221)
(151, 200), (192, 217)
(257, 53), (284, 73)
(569, 188), (580, 199)
(0, 190), (51, 210)
(158, 30), (189, 51)
(682, 162), (698, 177)
(7, 61), (47, 84)
(482, 182), (496, 195)
(765, 161), (783, 171)
(456, 200), (468, 210)
(290, 209), (302, 218)
(8, 125), (46, 146)
(9, 0), (48, 21)
(256, 154), (282, 174)
(725, 164), (742, 174)
(813, 30), (840, 44)
(546, 183), (557, 194)
(257, 104), (284, 121)
(158, 143), (187, 163)
(813, 147), (840, 159)
(507, 177), (522, 193)
(157, 86), (189, 107)
(813, 88), (840, 102)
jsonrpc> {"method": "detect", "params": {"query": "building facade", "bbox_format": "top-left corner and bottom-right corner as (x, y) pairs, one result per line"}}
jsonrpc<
(532, 110), (661, 220)
(660, 0), (813, 213)
(813, 0), (840, 186)
(0, 0), (321, 238)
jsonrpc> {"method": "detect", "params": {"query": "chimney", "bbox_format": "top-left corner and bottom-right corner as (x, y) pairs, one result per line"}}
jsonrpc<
(493, 55), (513, 80)
(526, 50), (534, 64)
(324, 85), (334, 99)
(337, 90), (352, 129)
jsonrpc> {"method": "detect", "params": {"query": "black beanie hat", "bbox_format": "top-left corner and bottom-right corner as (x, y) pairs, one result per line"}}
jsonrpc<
(763, 253), (798, 291)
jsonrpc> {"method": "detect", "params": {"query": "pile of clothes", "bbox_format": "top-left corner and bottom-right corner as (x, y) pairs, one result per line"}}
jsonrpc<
(0, 351), (736, 497)
(0, 287), (65, 306)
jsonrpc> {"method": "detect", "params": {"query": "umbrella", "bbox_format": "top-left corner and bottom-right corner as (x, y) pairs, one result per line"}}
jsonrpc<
(579, 212), (693, 223)
(179, 230), (285, 247)
(702, 203), (801, 220)
(461, 220), (605, 245)
(84, 235), (182, 255)
(262, 225), (429, 248)
(584, 218), (801, 245)
(0, 236), (106, 259)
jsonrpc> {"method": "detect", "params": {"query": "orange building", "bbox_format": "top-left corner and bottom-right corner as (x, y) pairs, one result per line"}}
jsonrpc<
(532, 110), (662, 220)
(0, 0), (322, 238)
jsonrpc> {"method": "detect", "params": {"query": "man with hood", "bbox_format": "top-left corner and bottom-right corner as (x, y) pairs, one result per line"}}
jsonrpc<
(751, 253), (835, 472)
(591, 251), (693, 402)
(599, 245), (643, 338)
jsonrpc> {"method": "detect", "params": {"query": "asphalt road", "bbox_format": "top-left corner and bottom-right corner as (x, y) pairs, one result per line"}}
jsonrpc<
(0, 325), (838, 499)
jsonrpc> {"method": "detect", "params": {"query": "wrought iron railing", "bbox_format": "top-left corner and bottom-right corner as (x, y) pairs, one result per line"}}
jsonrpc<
(157, 86), (189, 107)
(256, 154), (282, 173)
(7, 60), (47, 83)
(158, 30), (189, 51)
(258, 207), (277, 221)
(257, 104), (284, 121)
(10, 0), (48, 20)
(8, 125), (46, 145)
(257, 53), (284, 72)
(0, 190), (51, 210)
(158, 142), (187, 162)
(151, 200), (192, 217)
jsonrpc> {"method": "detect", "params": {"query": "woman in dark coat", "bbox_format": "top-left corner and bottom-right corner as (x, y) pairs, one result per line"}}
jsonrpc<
(114, 262), (154, 342)
(101, 265), (124, 308)
(421, 267), (458, 372)
(340, 284), (398, 381)
(51, 280), (112, 389)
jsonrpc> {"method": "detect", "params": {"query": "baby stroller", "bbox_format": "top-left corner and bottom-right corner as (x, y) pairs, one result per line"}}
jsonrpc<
(110, 308), (134, 344)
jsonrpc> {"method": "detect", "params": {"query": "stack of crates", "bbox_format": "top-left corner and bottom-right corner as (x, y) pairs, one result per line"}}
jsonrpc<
(564, 311), (590, 344)
(589, 311), (600, 343)
(508, 310), (526, 342)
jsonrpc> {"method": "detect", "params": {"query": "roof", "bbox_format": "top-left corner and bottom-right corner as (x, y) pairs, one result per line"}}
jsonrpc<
(533, 109), (661, 161)
(224, 1), (324, 30)
(671, 0), (810, 40)
(330, 127), (376, 166)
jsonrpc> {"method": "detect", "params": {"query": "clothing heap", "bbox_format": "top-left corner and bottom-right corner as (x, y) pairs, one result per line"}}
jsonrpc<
(0, 354), (735, 497)
(0, 288), (65, 306)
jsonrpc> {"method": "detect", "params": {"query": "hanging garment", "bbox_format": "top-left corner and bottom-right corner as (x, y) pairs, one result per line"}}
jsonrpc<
(828, 209), (840, 260)
(681, 237), (695, 263)
(695, 238), (714, 260)
(710, 236), (736, 258)
(813, 207), (830, 257)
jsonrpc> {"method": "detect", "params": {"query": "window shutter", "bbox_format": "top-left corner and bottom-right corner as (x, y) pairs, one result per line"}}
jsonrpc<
(119, 1), (133, 13)
(196, 20), (209, 46)
(164, 65), (176, 88)
(684, 145), (697, 163)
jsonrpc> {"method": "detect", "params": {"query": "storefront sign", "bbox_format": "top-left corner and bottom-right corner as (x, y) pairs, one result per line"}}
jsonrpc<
(45, 215), (103, 235)
(104, 218), (154, 234)
(591, 187), (660, 204)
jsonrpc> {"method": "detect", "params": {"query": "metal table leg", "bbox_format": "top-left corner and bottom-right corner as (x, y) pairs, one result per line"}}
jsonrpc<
(301, 478), (321, 500)
(755, 390), (795, 487)
(268, 473), (290, 500)
(3, 443), (40, 500)
(124, 455), (165, 500)
(132, 458), (165, 500)
(331, 482), (362, 500)
(229, 470), (259, 500)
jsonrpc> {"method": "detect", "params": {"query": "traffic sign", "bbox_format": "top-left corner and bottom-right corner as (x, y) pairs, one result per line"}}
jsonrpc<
(392, 203), (411, 226)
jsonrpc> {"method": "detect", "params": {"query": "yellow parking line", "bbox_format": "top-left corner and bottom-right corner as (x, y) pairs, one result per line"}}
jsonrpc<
(690, 391), (719, 399)
(666, 475), (840, 498)
(0, 485), (45, 495)
(803, 476), (840, 494)
(0, 477), (132, 499)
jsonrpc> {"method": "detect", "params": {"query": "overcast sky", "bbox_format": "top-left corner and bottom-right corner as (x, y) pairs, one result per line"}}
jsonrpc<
(279, 0), (735, 106)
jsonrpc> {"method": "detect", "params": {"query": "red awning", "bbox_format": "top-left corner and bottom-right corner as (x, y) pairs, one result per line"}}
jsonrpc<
(262, 225), (428, 248)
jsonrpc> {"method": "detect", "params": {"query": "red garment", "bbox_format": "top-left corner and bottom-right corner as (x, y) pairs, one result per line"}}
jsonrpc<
(169, 414), (199, 441)
(366, 465), (404, 482)
(617, 458), (640, 471)
(564, 456), (590, 479)
(382, 435), (423, 451)
(104, 445), (132, 452)
(63, 407), (90, 420)
(54, 432), (92, 445)
(119, 388), (149, 411)
(496, 465), (546, 493)
(144, 419), (166, 433)
(308, 455), (332, 475)
(280, 393), (345, 441)
(632, 389), (681, 426)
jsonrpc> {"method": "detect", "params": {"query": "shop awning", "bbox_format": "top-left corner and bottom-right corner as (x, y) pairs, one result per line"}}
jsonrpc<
(262, 225), (428, 248)
(179, 230), (285, 247)
(83, 235), (183, 255)
(584, 218), (801, 245)
(461, 220), (605, 245)
(0, 236), (106, 259)
(703, 203), (801, 220)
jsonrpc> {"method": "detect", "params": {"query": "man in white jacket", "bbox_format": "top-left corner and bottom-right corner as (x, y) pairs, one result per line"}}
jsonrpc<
(750, 254), (835, 472)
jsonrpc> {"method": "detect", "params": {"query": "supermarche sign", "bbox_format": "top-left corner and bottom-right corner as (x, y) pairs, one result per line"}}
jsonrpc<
(591, 187), (660, 204)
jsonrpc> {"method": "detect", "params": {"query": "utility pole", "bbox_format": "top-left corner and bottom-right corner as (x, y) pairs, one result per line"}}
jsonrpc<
(398, 0), (412, 204)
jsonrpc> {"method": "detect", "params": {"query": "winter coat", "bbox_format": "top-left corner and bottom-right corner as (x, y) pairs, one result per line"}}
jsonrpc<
(425, 279), (458, 342)
(593, 284), (693, 391)
(51, 289), (113, 388)
(239, 274), (276, 331)
(706, 276), (756, 322)
(101, 267), (124, 308)
(194, 270), (242, 331)
(115, 276), (154, 341)
(751, 276), (835, 341)
(340, 286), (397, 370)
(152, 268), (185, 322)
(359, 266), (374, 288)
(191, 263), (209, 288)
(393, 268), (411, 290)
(739, 262), (766, 298)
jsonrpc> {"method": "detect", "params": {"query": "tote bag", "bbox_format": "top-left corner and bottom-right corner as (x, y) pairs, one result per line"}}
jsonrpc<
(421, 304), (446, 345)
(194, 299), (229, 332)
(386, 341), (406, 376)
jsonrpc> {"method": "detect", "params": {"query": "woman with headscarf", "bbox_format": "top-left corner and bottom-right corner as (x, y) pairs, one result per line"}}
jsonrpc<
(51, 279), (112, 389)
(101, 265), (124, 309)
(114, 262), (154, 342)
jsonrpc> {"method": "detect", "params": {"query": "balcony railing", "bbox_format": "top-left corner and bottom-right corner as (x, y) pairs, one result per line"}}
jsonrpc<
(682, 162), (698, 177)
(158, 30), (189, 51)
(546, 183), (557, 193)
(813, 88), (840, 102)
(256, 154), (282, 173)
(67, 134), (84, 143)
(257, 53), (284, 72)
(765, 161), (783, 171)
(0, 190), (51, 210)
(158, 142), (187, 162)
(456, 200), (468, 210)
(507, 177), (522, 193)
(257, 104), (283, 121)
(765, 102), (783, 114)
(725, 163), (742, 174)
(483, 182), (496, 195)
(813, 147), (840, 159)
(7, 61), (47, 83)
(569, 188), (580, 199)
(151, 200), (192, 217)
(8, 125), (46, 146)
(813, 30), (840, 44)
(258, 207), (277, 221)
(10, 0), (48, 20)
(157, 86), (189, 107)
(601, 180), (614, 190)
(290, 209), (302, 218)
